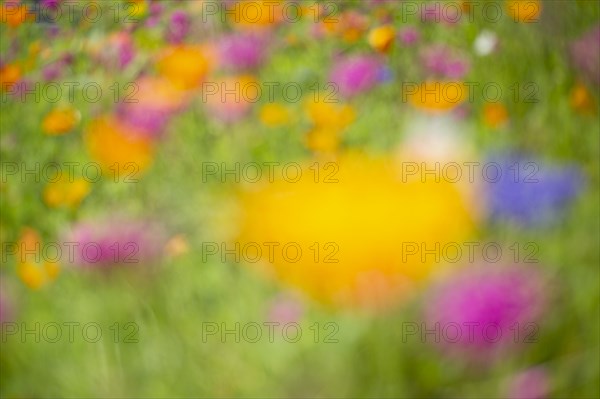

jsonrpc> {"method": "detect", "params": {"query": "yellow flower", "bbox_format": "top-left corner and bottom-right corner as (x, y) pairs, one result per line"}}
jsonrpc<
(16, 227), (41, 265)
(0, 63), (21, 92)
(235, 154), (476, 308)
(368, 25), (396, 53)
(570, 82), (596, 115)
(18, 262), (47, 290)
(126, 0), (147, 18)
(156, 45), (209, 90)
(42, 107), (80, 135)
(306, 127), (342, 153)
(305, 97), (356, 130)
(482, 102), (509, 128)
(461, 1), (476, 14)
(229, 0), (284, 30)
(43, 177), (91, 208)
(407, 81), (466, 112)
(14, 228), (61, 289)
(259, 103), (291, 127)
(165, 234), (190, 257)
(85, 115), (155, 179)
(506, 0), (541, 23)
(0, 3), (31, 28)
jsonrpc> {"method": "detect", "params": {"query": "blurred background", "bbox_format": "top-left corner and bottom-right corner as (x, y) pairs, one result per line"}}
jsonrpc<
(0, 0), (599, 397)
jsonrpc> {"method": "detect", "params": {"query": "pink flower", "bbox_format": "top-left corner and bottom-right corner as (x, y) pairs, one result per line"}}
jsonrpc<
(329, 55), (383, 98)
(116, 105), (173, 139)
(420, 45), (470, 79)
(217, 33), (268, 71)
(398, 27), (420, 46)
(63, 216), (165, 270)
(99, 32), (135, 69)
(267, 295), (304, 325)
(424, 264), (546, 361)
(166, 10), (191, 44)
(116, 76), (188, 139)
(570, 24), (600, 86)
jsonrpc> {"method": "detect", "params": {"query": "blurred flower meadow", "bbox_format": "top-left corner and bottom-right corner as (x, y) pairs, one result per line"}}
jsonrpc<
(0, 0), (599, 397)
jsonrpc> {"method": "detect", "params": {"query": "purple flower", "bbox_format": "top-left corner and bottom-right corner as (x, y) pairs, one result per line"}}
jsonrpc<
(63, 217), (165, 270)
(484, 154), (584, 226)
(46, 25), (61, 38)
(217, 33), (268, 71)
(506, 367), (550, 399)
(570, 24), (600, 86)
(425, 264), (546, 360)
(42, 63), (62, 81)
(166, 10), (191, 44)
(41, 0), (61, 9)
(420, 45), (470, 79)
(398, 27), (420, 46)
(329, 55), (383, 98)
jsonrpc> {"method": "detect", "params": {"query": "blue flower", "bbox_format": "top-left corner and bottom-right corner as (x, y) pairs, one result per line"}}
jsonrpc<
(484, 154), (584, 226)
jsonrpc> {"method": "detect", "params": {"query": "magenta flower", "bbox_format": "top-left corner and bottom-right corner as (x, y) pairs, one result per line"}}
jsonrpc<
(420, 45), (470, 79)
(41, 0), (61, 8)
(570, 24), (600, 86)
(218, 33), (268, 71)
(116, 105), (173, 139)
(166, 10), (191, 44)
(63, 217), (165, 270)
(398, 27), (420, 46)
(149, 2), (164, 17)
(329, 55), (383, 98)
(424, 264), (546, 361)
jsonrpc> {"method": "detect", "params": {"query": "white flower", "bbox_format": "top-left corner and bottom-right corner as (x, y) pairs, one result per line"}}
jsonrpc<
(474, 30), (498, 56)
